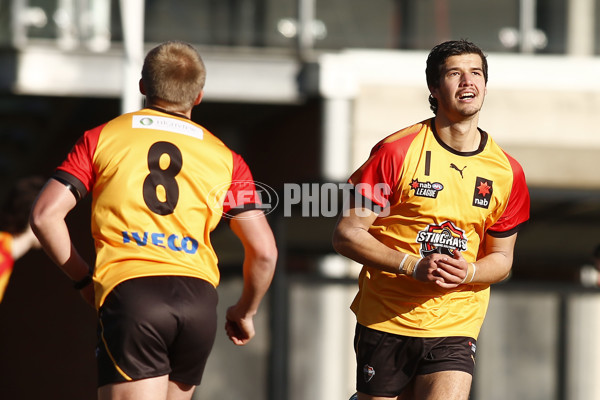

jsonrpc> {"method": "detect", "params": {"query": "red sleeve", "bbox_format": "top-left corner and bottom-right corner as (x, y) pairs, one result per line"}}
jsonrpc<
(349, 137), (412, 208)
(488, 154), (530, 237)
(55, 123), (104, 194)
(222, 152), (261, 215)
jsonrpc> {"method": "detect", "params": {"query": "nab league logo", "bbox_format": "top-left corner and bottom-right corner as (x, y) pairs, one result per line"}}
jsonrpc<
(410, 179), (444, 199)
(473, 177), (493, 209)
(416, 220), (468, 257)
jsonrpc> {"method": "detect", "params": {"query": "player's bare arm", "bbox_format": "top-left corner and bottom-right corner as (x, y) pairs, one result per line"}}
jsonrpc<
(30, 179), (94, 305)
(333, 205), (410, 275)
(226, 209), (277, 346)
(433, 233), (517, 288)
(333, 201), (426, 279)
(334, 200), (441, 281)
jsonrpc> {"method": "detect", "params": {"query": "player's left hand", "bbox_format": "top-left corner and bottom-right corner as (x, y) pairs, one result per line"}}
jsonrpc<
(433, 250), (469, 289)
(225, 305), (256, 346)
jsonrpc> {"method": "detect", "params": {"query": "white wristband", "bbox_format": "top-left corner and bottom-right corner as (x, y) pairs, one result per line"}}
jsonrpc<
(469, 263), (477, 283)
(412, 258), (422, 278)
(398, 254), (409, 273)
(461, 262), (477, 284)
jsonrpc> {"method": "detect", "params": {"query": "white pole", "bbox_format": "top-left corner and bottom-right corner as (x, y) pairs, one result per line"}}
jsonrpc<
(119, 0), (145, 114)
(87, 0), (111, 52)
(319, 53), (357, 183)
(56, 0), (77, 50)
(567, 295), (600, 399)
(321, 97), (352, 183)
(297, 0), (315, 59)
(566, 0), (596, 56)
(317, 51), (358, 399)
(519, 0), (536, 54)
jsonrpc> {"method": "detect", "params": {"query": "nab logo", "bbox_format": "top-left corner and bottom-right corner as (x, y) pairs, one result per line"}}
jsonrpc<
(473, 177), (493, 209)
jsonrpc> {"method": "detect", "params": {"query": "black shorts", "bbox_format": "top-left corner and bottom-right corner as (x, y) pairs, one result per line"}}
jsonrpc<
(354, 323), (476, 397)
(96, 276), (218, 387)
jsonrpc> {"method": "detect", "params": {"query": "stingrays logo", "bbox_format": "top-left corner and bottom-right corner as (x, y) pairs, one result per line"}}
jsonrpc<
(416, 220), (468, 257)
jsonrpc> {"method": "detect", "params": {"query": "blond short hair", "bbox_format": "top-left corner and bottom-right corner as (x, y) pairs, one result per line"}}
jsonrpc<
(141, 41), (206, 111)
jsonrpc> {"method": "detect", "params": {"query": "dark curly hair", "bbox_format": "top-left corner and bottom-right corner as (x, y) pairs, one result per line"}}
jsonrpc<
(425, 40), (488, 115)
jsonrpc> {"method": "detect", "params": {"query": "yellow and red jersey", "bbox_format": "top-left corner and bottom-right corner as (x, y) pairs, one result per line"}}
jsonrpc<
(56, 108), (260, 309)
(0, 232), (14, 303)
(349, 118), (530, 339)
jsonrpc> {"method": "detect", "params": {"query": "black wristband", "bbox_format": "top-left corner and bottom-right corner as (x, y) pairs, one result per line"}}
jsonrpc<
(73, 275), (93, 290)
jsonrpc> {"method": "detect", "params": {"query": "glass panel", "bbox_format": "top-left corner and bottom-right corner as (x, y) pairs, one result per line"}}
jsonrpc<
(445, 0), (520, 52)
(537, 0), (567, 54)
(311, 0), (573, 54)
(144, 0), (214, 44)
(0, 2), (10, 44)
(144, 0), (296, 48)
(261, 0), (298, 47)
(24, 0), (56, 40)
(314, 0), (396, 49)
(312, 0), (521, 51)
(0, 0), (588, 55)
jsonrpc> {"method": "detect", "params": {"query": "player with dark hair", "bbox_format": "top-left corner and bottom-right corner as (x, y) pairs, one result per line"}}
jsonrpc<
(333, 39), (530, 400)
(0, 176), (44, 303)
(425, 40), (488, 115)
(31, 41), (277, 400)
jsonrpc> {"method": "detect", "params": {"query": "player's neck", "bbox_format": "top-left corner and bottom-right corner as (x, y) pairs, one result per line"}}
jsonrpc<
(146, 100), (192, 119)
(433, 114), (481, 152)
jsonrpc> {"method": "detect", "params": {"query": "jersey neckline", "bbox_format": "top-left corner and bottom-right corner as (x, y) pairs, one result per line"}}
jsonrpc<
(430, 117), (488, 157)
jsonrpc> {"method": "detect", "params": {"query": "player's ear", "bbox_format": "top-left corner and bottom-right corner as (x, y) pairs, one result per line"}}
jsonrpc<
(194, 90), (204, 106)
(139, 79), (146, 95)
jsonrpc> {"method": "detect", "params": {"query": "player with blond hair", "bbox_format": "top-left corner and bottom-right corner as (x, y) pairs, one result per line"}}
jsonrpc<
(31, 41), (277, 400)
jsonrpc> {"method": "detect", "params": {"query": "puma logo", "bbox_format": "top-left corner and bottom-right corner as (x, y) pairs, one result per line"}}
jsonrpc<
(450, 163), (466, 178)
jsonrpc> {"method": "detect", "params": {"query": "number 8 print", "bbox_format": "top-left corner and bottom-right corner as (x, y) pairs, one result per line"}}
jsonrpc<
(143, 141), (182, 215)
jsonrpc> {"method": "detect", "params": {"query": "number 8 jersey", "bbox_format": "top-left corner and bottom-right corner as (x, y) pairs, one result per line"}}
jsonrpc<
(54, 108), (261, 309)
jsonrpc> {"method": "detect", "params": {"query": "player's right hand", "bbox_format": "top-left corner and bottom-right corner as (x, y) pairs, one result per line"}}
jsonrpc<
(79, 284), (95, 308)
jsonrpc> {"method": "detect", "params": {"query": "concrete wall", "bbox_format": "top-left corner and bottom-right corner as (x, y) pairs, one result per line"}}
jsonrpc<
(474, 291), (560, 400)
(565, 294), (600, 400)
(193, 277), (270, 400)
